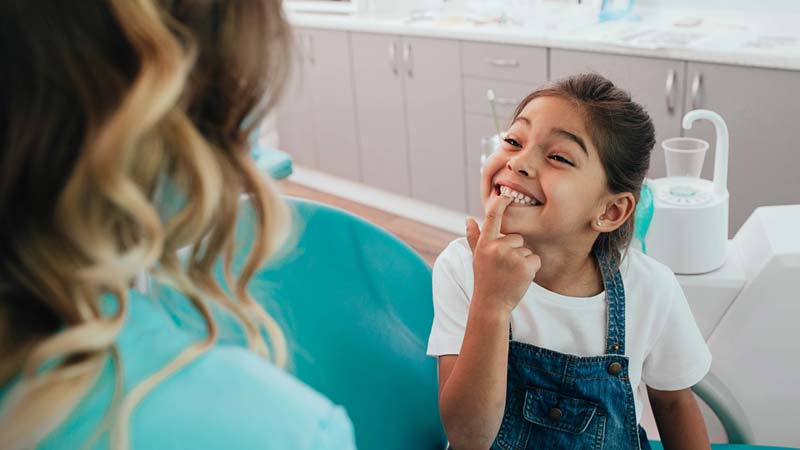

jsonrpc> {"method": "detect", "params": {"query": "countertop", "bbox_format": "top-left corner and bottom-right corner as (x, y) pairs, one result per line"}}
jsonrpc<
(288, 6), (800, 71)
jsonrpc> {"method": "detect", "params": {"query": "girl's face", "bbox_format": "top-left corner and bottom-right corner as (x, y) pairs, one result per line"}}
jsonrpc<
(481, 96), (609, 240)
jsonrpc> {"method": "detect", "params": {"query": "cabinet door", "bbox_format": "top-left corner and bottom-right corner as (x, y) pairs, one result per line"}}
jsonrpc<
(350, 33), (411, 195)
(403, 36), (466, 212)
(276, 29), (318, 168)
(550, 50), (687, 179)
(305, 29), (362, 181)
(685, 62), (800, 235)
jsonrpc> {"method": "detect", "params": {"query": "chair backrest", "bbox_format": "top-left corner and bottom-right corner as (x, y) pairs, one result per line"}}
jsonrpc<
(247, 197), (447, 450)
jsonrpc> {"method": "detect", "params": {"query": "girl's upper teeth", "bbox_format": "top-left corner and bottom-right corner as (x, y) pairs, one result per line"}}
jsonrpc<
(499, 185), (540, 205)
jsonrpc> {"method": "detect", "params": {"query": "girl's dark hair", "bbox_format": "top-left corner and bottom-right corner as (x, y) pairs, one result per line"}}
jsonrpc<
(512, 73), (656, 269)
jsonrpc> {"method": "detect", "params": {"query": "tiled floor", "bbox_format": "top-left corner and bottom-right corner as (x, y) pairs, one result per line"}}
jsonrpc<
(277, 180), (459, 266)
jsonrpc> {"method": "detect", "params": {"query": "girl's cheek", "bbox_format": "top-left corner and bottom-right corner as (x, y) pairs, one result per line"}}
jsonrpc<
(480, 154), (506, 201)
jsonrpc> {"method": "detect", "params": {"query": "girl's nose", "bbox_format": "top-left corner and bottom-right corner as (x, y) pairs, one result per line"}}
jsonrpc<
(506, 154), (536, 177)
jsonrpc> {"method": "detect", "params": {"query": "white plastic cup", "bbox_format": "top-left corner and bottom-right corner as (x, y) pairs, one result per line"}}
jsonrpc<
(662, 137), (709, 178)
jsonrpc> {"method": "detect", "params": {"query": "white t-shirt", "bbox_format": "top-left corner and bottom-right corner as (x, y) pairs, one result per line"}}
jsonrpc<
(426, 237), (712, 423)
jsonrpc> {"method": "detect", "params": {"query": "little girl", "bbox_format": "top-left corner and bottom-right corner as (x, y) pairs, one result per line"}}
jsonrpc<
(427, 74), (712, 450)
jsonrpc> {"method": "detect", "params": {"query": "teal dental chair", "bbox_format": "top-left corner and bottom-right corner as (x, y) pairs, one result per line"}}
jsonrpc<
(246, 197), (447, 450)
(239, 197), (794, 450)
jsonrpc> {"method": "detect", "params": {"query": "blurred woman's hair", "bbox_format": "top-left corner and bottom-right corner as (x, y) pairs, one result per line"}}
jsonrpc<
(0, 1), (293, 448)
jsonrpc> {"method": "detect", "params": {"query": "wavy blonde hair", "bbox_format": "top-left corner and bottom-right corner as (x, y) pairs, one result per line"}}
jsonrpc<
(0, 0), (292, 448)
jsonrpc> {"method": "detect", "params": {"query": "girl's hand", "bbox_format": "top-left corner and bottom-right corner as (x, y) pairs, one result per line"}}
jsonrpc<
(466, 194), (542, 314)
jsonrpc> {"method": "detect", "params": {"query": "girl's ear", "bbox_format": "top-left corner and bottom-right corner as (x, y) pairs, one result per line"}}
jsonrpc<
(592, 192), (635, 233)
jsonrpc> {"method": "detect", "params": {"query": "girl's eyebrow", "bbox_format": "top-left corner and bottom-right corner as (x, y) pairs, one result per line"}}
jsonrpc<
(550, 128), (588, 157)
(511, 115), (588, 158)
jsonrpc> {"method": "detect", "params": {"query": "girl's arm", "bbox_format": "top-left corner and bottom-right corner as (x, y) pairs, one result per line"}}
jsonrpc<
(438, 195), (540, 450)
(438, 302), (513, 450)
(647, 386), (711, 450)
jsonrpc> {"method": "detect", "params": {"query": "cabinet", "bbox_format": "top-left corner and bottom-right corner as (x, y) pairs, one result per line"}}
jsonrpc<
(550, 49), (688, 180)
(277, 28), (361, 180)
(351, 34), (466, 210)
(403, 36), (466, 211)
(277, 29), (318, 168)
(279, 27), (800, 232)
(350, 33), (411, 196)
(684, 62), (800, 234)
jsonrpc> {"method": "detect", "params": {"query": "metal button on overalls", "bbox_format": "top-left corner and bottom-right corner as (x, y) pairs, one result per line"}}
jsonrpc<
(548, 408), (563, 421)
(607, 361), (623, 375)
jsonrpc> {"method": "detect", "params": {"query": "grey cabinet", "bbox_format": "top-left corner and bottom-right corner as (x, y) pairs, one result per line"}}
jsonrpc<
(403, 37), (467, 211)
(550, 49), (688, 179)
(684, 62), (800, 235)
(350, 33), (411, 196)
(351, 34), (466, 210)
(277, 29), (318, 168)
(277, 28), (361, 180)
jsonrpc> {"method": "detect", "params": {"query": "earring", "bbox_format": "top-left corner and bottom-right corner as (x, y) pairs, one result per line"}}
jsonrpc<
(597, 219), (603, 226)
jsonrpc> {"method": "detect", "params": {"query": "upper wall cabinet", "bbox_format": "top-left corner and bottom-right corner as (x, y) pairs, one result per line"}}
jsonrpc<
(550, 49), (687, 179)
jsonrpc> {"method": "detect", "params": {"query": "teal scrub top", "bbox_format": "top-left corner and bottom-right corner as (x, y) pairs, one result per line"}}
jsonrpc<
(0, 286), (357, 450)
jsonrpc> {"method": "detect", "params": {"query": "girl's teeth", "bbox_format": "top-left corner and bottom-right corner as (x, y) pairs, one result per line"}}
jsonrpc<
(497, 185), (539, 206)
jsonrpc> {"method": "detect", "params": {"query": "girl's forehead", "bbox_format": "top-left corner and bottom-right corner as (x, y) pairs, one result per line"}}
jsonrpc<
(518, 96), (586, 131)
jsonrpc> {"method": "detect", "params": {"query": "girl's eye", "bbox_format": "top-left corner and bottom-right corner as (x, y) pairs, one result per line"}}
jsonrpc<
(503, 137), (522, 148)
(549, 155), (575, 166)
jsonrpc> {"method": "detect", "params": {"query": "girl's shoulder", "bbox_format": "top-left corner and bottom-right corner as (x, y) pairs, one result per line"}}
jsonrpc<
(620, 247), (685, 309)
(434, 237), (473, 271)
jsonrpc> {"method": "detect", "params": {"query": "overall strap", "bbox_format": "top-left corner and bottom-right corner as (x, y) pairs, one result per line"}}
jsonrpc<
(595, 248), (626, 355)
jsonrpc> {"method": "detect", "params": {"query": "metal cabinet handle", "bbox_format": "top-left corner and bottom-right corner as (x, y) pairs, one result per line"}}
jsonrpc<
(403, 43), (413, 78)
(665, 69), (677, 115)
(388, 41), (398, 75)
(485, 58), (520, 68)
(307, 34), (315, 64)
(691, 72), (703, 110)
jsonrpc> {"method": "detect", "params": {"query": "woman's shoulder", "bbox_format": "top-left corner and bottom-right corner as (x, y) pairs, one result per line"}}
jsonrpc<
(35, 291), (356, 450)
(129, 345), (355, 450)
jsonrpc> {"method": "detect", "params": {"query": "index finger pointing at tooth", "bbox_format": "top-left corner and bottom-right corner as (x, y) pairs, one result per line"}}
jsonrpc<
(482, 193), (512, 241)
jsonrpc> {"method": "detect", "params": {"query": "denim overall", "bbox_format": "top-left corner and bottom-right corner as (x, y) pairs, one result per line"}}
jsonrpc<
(490, 249), (651, 450)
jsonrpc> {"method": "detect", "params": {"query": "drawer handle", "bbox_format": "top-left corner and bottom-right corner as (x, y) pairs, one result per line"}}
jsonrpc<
(388, 41), (398, 75)
(403, 43), (413, 78)
(485, 58), (520, 68)
(665, 69), (676, 115)
(307, 34), (315, 65)
(691, 73), (703, 110)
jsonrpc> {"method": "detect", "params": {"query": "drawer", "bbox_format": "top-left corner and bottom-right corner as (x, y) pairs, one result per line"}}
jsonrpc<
(463, 77), (532, 125)
(461, 41), (548, 84)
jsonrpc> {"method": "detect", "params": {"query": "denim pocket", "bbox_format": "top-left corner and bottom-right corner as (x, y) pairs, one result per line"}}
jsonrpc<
(493, 387), (607, 450)
(522, 387), (599, 434)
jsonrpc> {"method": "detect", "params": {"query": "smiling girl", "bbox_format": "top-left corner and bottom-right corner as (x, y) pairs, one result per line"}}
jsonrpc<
(427, 74), (712, 450)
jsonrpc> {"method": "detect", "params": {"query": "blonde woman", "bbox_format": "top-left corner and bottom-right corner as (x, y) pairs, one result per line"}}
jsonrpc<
(0, 1), (356, 449)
